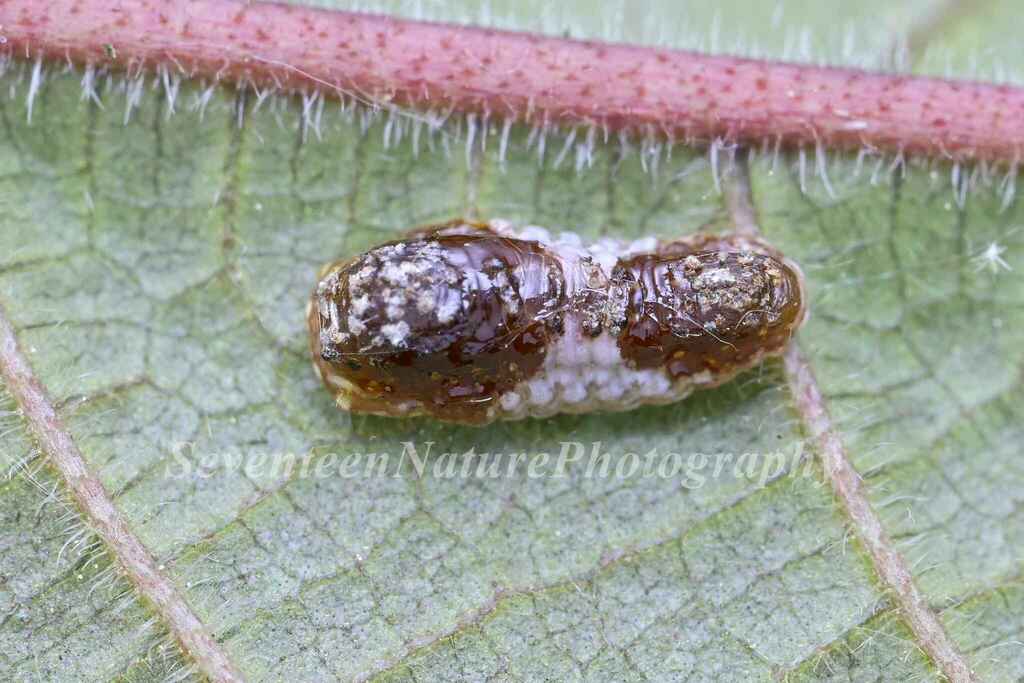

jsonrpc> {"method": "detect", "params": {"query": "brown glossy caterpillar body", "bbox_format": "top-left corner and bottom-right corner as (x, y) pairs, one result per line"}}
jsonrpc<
(308, 219), (807, 424)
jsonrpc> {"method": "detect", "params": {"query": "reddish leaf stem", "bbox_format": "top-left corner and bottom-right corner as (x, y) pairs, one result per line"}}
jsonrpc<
(1, 0), (1022, 165)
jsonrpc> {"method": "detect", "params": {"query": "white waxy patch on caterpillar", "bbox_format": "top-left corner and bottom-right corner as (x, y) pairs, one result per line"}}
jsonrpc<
(505, 316), (681, 420)
(308, 218), (807, 424)
(481, 225), (720, 420)
(380, 321), (411, 347)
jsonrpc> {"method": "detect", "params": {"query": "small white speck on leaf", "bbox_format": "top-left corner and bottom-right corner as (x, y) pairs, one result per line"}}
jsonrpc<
(972, 242), (1012, 274)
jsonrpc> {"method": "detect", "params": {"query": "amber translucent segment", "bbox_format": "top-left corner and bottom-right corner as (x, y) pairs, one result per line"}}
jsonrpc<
(616, 244), (804, 379)
(310, 233), (565, 422)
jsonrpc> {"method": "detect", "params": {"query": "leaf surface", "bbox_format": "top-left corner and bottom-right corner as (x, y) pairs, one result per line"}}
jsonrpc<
(0, 1), (1022, 681)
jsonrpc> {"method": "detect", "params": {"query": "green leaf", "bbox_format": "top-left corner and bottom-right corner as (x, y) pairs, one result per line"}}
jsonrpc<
(1, 1), (1022, 681)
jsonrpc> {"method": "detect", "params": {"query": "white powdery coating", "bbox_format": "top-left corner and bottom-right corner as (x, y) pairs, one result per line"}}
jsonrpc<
(498, 316), (702, 420)
(483, 219), (706, 420)
(380, 320), (411, 347)
(485, 218), (657, 274)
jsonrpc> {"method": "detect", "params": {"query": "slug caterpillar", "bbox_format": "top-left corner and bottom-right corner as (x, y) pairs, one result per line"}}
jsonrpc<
(308, 219), (806, 425)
